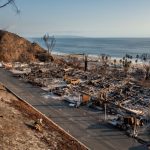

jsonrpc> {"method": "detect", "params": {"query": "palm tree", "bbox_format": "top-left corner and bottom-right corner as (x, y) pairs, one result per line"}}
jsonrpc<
(136, 54), (139, 59)
(140, 53), (150, 80)
(123, 59), (131, 76)
(144, 64), (150, 80)
(119, 59), (123, 65)
(113, 59), (117, 68)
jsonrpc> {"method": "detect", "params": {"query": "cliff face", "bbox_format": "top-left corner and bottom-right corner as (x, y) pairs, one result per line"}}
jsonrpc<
(0, 30), (52, 62)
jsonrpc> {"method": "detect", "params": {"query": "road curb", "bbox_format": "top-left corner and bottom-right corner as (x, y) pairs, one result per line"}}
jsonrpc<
(0, 82), (89, 150)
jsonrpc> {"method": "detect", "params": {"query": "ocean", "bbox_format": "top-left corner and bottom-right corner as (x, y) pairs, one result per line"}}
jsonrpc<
(29, 37), (150, 59)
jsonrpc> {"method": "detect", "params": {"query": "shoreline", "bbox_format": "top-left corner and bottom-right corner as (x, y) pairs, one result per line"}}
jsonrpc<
(29, 37), (150, 60)
(51, 52), (148, 66)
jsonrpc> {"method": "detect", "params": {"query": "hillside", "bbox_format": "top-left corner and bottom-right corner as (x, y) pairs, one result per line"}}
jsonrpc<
(0, 84), (87, 150)
(0, 30), (53, 62)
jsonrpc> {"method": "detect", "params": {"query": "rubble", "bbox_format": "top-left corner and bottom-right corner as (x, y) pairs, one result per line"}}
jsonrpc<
(5, 53), (150, 139)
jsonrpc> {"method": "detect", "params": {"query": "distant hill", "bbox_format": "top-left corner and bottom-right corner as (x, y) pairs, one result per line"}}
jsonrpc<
(55, 35), (84, 38)
(0, 30), (53, 62)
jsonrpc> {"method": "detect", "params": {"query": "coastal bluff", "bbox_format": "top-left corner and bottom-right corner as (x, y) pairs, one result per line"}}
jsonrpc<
(0, 30), (52, 62)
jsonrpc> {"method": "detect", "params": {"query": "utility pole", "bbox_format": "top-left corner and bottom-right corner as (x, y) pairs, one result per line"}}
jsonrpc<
(84, 54), (88, 71)
(104, 103), (107, 121)
(104, 91), (107, 121)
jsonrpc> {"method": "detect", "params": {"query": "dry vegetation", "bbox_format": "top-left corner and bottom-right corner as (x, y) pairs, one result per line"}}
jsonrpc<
(0, 30), (53, 62)
(0, 84), (87, 150)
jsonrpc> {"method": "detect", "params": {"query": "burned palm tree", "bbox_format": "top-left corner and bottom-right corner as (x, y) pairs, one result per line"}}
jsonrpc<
(122, 54), (133, 76)
(98, 54), (111, 76)
(140, 53), (150, 80)
(122, 59), (132, 76)
(119, 59), (123, 65)
(113, 59), (117, 68)
(43, 34), (56, 55)
(100, 54), (111, 67)
(135, 54), (139, 63)
(144, 64), (150, 80)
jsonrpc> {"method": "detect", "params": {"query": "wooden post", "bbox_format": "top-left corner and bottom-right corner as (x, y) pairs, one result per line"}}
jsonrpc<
(84, 54), (88, 71)
(104, 103), (107, 121)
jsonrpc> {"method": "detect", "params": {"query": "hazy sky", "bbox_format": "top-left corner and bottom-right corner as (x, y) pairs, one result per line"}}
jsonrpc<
(1, 0), (150, 37)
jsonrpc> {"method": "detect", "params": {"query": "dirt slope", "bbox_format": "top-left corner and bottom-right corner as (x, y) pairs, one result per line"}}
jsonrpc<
(0, 30), (52, 62)
(0, 84), (87, 150)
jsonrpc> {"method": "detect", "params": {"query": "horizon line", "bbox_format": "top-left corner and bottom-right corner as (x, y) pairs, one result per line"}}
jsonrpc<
(25, 35), (150, 39)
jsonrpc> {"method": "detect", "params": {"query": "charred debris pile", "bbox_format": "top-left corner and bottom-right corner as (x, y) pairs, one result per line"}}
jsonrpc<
(0, 31), (150, 138)
(4, 55), (150, 115)
(4, 54), (150, 137)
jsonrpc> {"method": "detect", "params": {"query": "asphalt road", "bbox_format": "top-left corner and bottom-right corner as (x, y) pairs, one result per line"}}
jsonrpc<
(0, 68), (142, 150)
